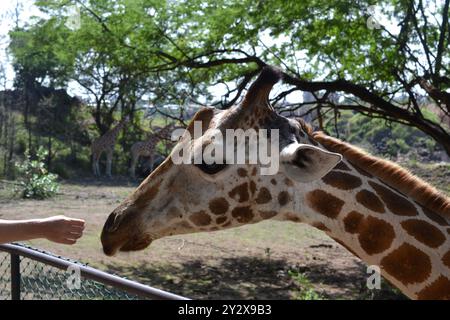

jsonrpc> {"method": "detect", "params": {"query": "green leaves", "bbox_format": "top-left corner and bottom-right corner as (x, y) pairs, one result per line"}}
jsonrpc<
(8, 1), (450, 153)
(16, 147), (60, 200)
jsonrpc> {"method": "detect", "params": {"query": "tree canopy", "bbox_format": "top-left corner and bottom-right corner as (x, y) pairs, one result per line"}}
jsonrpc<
(7, 0), (450, 155)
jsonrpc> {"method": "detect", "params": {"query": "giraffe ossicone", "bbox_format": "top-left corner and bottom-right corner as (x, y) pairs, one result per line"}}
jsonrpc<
(101, 66), (450, 300)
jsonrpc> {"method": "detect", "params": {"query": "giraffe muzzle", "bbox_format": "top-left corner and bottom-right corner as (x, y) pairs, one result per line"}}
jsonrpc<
(101, 231), (153, 256)
(101, 205), (154, 256)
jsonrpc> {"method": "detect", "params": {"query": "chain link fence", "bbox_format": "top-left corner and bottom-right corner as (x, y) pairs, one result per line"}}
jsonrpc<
(0, 243), (188, 300)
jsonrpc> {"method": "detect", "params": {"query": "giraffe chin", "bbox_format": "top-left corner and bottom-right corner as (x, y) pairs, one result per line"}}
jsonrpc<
(102, 235), (153, 256)
(120, 236), (153, 252)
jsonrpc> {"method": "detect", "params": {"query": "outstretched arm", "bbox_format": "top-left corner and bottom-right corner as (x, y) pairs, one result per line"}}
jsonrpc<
(0, 215), (85, 245)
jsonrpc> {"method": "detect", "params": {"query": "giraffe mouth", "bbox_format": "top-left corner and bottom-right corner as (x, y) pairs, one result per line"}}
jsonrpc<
(102, 235), (153, 256)
(101, 227), (154, 256)
(120, 235), (153, 252)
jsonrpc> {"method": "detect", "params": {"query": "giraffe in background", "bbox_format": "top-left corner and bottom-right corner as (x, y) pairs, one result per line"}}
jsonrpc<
(129, 123), (175, 179)
(101, 67), (450, 299)
(91, 117), (129, 178)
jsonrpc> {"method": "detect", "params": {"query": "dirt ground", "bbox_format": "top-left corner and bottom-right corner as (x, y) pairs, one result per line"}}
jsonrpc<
(1, 162), (449, 299)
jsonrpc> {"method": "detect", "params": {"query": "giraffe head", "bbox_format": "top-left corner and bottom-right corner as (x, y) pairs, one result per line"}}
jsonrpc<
(101, 66), (342, 255)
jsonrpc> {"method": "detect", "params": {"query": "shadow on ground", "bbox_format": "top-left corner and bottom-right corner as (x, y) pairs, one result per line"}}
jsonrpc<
(104, 256), (406, 300)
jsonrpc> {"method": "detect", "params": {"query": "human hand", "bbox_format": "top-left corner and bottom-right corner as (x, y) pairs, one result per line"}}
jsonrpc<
(39, 215), (85, 245)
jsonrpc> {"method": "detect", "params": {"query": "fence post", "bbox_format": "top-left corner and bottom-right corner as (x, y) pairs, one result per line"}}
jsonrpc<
(10, 253), (20, 300)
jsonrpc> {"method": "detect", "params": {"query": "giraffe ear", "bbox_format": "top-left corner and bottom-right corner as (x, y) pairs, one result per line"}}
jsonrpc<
(280, 143), (342, 183)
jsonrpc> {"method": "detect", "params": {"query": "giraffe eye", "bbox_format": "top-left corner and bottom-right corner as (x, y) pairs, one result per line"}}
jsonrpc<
(195, 162), (228, 175)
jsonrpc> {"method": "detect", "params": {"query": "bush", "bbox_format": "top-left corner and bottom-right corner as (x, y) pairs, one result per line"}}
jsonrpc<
(16, 147), (60, 199)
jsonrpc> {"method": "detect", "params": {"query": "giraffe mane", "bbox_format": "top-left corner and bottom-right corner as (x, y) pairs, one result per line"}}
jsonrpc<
(295, 117), (315, 136)
(310, 130), (450, 219)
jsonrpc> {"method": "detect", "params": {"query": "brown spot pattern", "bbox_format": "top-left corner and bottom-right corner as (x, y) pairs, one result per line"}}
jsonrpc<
(278, 191), (291, 206)
(343, 211), (364, 234)
(209, 197), (229, 216)
(322, 171), (362, 190)
(312, 222), (331, 232)
(285, 213), (301, 222)
(369, 181), (418, 216)
(256, 187), (272, 204)
(228, 183), (249, 203)
(306, 190), (345, 219)
(333, 162), (352, 171)
(422, 207), (449, 227)
(231, 206), (254, 223)
(416, 276), (450, 300)
(443, 250), (450, 269)
(249, 181), (256, 196)
(260, 211), (277, 219)
(381, 243), (431, 285)
(284, 178), (294, 186)
(356, 189), (385, 213)
(216, 216), (227, 225)
(401, 219), (446, 248)
(189, 211), (212, 226)
(270, 179), (277, 185)
(358, 216), (395, 255)
(343, 212), (395, 254)
(237, 168), (247, 177)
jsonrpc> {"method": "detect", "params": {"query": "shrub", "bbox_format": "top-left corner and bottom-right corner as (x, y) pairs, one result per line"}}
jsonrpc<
(16, 147), (60, 199)
(288, 270), (323, 300)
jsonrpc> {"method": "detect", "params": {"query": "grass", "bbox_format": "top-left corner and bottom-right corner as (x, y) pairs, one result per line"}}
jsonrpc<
(357, 278), (407, 300)
(0, 181), (20, 199)
(288, 270), (323, 300)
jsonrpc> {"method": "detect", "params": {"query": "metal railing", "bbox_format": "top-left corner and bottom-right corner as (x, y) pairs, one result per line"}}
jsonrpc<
(0, 243), (189, 300)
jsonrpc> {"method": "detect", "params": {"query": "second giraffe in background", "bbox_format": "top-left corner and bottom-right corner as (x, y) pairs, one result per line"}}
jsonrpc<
(129, 124), (175, 179)
(91, 117), (129, 178)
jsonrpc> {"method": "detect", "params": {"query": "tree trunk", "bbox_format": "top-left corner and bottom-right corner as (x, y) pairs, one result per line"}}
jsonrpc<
(47, 136), (52, 170)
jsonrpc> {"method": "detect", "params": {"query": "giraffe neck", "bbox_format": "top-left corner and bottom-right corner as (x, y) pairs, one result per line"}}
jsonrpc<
(282, 157), (450, 299)
(103, 122), (125, 144)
